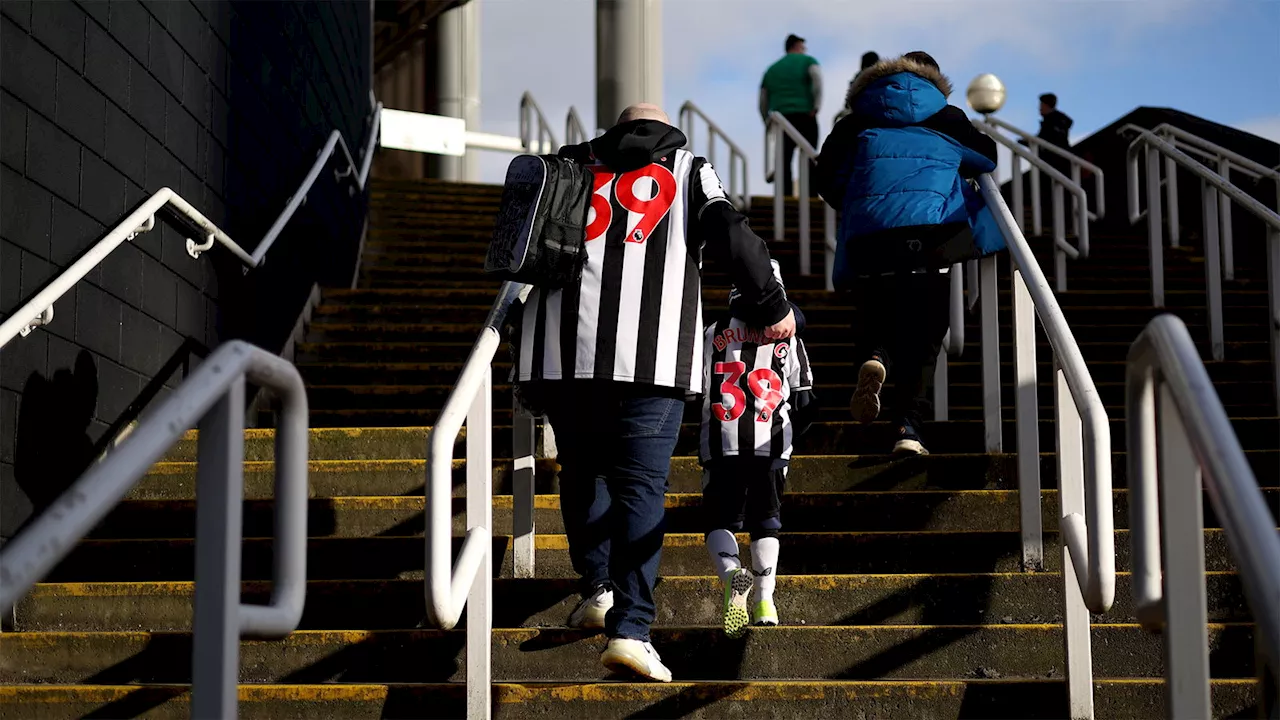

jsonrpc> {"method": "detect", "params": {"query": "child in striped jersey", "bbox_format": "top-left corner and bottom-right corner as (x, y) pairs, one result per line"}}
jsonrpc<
(698, 262), (816, 638)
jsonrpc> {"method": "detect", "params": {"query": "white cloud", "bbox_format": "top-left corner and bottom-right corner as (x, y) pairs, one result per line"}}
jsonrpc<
(1233, 116), (1280, 145)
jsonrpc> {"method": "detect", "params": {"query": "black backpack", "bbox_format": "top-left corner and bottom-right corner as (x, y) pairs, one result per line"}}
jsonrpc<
(485, 154), (594, 289)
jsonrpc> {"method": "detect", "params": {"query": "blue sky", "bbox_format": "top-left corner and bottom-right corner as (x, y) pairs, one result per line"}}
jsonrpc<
(477, 1), (1280, 191)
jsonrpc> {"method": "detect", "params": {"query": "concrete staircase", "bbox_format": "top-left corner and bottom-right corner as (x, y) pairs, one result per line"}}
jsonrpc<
(5, 178), (1276, 718)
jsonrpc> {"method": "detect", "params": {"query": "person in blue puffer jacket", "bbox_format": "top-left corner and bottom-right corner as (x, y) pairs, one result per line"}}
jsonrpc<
(815, 51), (1000, 455)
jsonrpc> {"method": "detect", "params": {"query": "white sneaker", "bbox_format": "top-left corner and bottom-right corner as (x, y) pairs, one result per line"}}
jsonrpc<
(567, 585), (613, 629)
(601, 637), (673, 683)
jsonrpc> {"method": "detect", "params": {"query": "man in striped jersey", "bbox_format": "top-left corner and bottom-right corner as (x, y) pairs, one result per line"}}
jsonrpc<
(700, 262), (816, 637)
(512, 104), (795, 682)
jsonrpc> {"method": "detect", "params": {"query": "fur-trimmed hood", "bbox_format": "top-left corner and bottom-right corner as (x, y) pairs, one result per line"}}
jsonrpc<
(847, 56), (953, 106)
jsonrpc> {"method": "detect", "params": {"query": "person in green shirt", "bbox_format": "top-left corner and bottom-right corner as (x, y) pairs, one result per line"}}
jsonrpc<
(760, 34), (822, 197)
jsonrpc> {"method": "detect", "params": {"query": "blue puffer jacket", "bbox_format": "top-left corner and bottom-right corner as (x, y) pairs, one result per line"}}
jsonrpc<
(815, 57), (1001, 285)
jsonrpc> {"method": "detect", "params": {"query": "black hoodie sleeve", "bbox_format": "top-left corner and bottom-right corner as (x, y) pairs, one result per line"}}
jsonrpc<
(816, 115), (865, 211)
(919, 105), (998, 164)
(690, 157), (790, 326)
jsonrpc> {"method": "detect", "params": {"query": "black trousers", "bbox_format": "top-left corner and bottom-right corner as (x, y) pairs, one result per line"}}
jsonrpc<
(780, 112), (820, 198)
(850, 270), (952, 426)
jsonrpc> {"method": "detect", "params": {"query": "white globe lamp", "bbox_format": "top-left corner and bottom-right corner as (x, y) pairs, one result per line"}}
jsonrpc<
(966, 74), (1007, 115)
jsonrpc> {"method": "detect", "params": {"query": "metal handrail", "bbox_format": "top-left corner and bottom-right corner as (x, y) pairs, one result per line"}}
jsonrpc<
(1121, 126), (1280, 412)
(765, 111), (836, 290)
(519, 92), (560, 156)
(1126, 314), (1280, 719)
(1146, 122), (1280, 281)
(1, 103), (384, 349)
(423, 280), (526, 720)
(980, 114), (1107, 227)
(678, 101), (751, 211)
(0, 340), (308, 718)
(566, 106), (589, 147)
(191, 103), (383, 265)
(974, 118), (1090, 293)
(979, 172), (1116, 719)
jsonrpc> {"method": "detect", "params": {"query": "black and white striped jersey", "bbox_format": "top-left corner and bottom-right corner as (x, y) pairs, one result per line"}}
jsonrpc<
(699, 318), (814, 462)
(515, 150), (754, 393)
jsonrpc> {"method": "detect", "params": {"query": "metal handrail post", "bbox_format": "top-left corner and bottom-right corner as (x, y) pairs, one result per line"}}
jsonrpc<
(1123, 126), (1280, 388)
(1202, 181), (1224, 360)
(191, 376), (246, 718)
(1031, 145), (1042, 236)
(980, 254), (1001, 452)
(982, 172), (1117, 719)
(1219, 156), (1235, 280)
(424, 280), (527, 718)
(1126, 314), (1280, 718)
(0, 341), (309, 719)
(1165, 152), (1181, 248)
(1011, 264), (1042, 570)
(466, 367), (494, 720)
(566, 106), (588, 147)
(1011, 153), (1025, 231)
(798, 159), (811, 276)
(1269, 230), (1280, 415)
(772, 121), (785, 242)
(823, 205), (836, 292)
(1071, 164), (1083, 237)
(1053, 183), (1068, 292)
(1145, 146), (1166, 307)
(984, 114), (1106, 222)
(933, 341), (949, 422)
(512, 398), (537, 578)
(933, 265), (968, 421)
(677, 101), (751, 210)
(974, 119), (1089, 259)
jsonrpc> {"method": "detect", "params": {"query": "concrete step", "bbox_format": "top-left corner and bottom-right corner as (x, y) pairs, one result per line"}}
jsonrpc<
(90, 487), (1279, 539)
(0, 679), (1260, 719)
(298, 390), (1277, 423)
(140, 451), (1280, 497)
(3, 624), (1258, 684)
(266, 416), (1280, 454)
(297, 378), (1274, 412)
(314, 300), (1270, 332)
(302, 318), (1277, 348)
(14, 571), (1256, 632)
(38, 529), (1254, 582)
(360, 274), (1236, 293)
(355, 250), (1247, 281)
(323, 285), (1269, 307)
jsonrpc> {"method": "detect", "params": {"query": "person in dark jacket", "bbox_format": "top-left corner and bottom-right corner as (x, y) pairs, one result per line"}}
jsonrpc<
(1021, 92), (1075, 216)
(833, 51), (879, 125)
(1036, 93), (1073, 153)
(815, 51), (998, 455)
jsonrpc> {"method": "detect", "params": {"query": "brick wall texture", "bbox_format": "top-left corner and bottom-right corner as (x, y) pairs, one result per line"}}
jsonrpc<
(1, 0), (373, 539)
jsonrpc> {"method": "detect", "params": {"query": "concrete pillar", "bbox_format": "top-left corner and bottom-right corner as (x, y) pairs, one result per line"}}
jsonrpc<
(596, 0), (662, 130)
(436, 0), (481, 181)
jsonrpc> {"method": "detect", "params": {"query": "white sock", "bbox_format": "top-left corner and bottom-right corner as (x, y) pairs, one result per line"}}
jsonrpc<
(751, 537), (780, 603)
(705, 529), (742, 583)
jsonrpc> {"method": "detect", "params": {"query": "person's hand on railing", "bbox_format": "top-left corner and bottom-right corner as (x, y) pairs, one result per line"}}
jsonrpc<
(765, 308), (797, 340)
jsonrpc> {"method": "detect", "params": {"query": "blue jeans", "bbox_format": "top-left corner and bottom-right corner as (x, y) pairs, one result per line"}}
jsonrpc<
(540, 381), (683, 641)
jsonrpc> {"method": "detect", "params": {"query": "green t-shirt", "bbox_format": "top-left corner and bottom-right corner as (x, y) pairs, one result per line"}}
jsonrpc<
(762, 53), (819, 115)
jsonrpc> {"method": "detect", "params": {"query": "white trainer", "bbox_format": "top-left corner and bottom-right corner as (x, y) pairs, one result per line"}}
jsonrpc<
(567, 585), (613, 629)
(601, 637), (673, 683)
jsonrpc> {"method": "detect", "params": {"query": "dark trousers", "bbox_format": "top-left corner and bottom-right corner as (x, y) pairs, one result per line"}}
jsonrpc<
(542, 381), (684, 642)
(780, 112), (820, 198)
(702, 456), (787, 540)
(851, 270), (952, 426)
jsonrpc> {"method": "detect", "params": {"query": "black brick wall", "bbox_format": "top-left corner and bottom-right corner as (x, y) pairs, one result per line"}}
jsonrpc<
(1, 0), (373, 540)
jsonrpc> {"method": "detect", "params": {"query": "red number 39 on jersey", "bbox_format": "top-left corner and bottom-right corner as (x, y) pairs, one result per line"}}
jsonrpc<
(585, 164), (678, 245)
